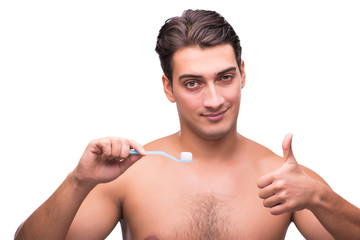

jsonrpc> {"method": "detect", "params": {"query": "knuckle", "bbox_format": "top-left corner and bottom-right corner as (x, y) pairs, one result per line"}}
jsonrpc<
(284, 200), (295, 211)
(122, 138), (130, 145)
(272, 171), (282, 180)
(274, 181), (283, 190)
(100, 138), (110, 145)
(115, 137), (128, 146)
(279, 190), (289, 200)
(89, 138), (101, 146)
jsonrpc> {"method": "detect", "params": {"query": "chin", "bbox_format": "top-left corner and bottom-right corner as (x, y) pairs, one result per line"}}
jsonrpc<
(181, 116), (238, 140)
(196, 127), (234, 140)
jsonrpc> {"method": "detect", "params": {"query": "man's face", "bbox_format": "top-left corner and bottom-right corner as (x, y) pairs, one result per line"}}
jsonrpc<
(163, 44), (246, 140)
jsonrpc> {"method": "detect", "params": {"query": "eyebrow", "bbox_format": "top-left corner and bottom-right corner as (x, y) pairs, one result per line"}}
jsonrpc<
(178, 67), (237, 81)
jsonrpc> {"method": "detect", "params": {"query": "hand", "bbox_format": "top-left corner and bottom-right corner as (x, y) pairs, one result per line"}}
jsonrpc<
(72, 137), (146, 187)
(257, 133), (317, 215)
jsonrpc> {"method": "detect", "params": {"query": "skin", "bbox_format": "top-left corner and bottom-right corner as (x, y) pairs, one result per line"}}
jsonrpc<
(15, 44), (360, 240)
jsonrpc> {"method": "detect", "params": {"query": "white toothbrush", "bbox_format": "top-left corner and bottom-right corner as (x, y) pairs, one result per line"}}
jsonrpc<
(129, 149), (193, 162)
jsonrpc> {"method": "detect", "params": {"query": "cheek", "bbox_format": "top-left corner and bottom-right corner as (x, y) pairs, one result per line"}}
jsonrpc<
(222, 85), (241, 103)
(175, 94), (202, 112)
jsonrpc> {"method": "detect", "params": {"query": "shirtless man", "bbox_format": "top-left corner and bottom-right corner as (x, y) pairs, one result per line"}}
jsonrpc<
(15, 9), (360, 240)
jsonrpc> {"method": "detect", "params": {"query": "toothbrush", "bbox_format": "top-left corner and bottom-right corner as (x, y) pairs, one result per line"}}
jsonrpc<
(129, 149), (193, 162)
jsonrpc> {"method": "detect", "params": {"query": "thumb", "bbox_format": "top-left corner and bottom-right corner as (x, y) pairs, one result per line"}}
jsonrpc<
(282, 133), (297, 164)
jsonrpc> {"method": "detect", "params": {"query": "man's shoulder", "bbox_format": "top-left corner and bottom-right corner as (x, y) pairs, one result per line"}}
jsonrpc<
(97, 136), (176, 203)
(117, 134), (177, 180)
(241, 135), (278, 157)
(241, 136), (284, 173)
(143, 133), (177, 150)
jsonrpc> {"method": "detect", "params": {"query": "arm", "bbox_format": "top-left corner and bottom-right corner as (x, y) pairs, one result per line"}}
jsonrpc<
(14, 137), (145, 240)
(257, 133), (360, 240)
(14, 173), (93, 240)
(65, 177), (124, 240)
(293, 176), (360, 240)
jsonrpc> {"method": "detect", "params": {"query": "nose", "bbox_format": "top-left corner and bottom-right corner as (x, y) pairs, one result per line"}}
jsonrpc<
(203, 84), (225, 109)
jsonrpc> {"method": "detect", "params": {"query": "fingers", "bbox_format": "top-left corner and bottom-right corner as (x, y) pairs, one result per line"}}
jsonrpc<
(93, 138), (112, 160)
(264, 196), (294, 215)
(258, 175), (284, 205)
(257, 172), (274, 189)
(269, 204), (288, 215)
(259, 185), (294, 215)
(110, 138), (122, 160)
(263, 193), (282, 208)
(258, 183), (277, 199)
(118, 139), (146, 170)
(129, 139), (146, 155)
(256, 133), (304, 215)
(93, 137), (145, 161)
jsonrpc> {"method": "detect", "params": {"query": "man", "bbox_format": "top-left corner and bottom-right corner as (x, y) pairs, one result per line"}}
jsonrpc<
(15, 9), (360, 240)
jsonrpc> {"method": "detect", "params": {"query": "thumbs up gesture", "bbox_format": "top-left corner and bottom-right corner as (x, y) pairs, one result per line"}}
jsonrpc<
(257, 133), (317, 215)
(282, 133), (296, 163)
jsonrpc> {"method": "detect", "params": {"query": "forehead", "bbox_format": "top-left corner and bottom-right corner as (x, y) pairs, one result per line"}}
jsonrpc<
(172, 44), (238, 78)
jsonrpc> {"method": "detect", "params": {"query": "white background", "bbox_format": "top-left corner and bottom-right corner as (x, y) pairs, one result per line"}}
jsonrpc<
(1, 0), (359, 239)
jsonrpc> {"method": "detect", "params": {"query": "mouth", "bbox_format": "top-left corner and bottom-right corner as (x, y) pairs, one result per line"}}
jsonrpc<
(201, 108), (228, 122)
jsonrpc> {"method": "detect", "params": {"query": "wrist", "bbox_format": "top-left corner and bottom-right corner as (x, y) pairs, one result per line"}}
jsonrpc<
(307, 179), (331, 212)
(68, 170), (97, 193)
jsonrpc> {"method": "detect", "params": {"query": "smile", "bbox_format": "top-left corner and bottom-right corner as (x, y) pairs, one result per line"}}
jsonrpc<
(202, 109), (228, 122)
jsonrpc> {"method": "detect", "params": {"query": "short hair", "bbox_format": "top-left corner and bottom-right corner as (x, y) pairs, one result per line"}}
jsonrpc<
(155, 9), (242, 85)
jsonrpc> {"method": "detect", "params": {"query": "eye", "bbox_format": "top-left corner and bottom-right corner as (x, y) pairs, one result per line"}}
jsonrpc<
(185, 80), (199, 89)
(220, 74), (234, 82)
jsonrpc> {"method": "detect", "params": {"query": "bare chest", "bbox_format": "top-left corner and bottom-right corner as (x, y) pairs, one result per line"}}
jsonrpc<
(121, 165), (291, 240)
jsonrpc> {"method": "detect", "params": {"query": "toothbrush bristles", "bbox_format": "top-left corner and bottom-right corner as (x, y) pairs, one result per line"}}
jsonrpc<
(180, 152), (193, 161)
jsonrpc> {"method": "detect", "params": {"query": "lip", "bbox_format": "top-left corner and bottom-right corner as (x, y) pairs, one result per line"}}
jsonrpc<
(202, 109), (228, 122)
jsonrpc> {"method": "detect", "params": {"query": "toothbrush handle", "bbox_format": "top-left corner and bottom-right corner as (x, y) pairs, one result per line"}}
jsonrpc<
(129, 150), (191, 162)
(129, 149), (165, 155)
(129, 149), (140, 154)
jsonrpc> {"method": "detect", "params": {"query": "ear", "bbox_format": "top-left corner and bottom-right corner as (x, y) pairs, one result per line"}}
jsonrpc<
(240, 60), (246, 89)
(162, 74), (175, 103)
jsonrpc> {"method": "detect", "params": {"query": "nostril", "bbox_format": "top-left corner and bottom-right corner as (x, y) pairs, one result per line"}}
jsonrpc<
(203, 95), (225, 109)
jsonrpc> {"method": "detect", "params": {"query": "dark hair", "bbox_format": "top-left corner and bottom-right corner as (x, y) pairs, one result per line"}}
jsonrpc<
(155, 9), (242, 85)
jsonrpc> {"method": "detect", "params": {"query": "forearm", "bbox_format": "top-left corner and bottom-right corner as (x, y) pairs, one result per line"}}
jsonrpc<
(14, 173), (95, 240)
(309, 182), (360, 240)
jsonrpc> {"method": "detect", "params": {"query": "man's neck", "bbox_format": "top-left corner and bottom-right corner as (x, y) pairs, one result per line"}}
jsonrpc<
(176, 128), (242, 162)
